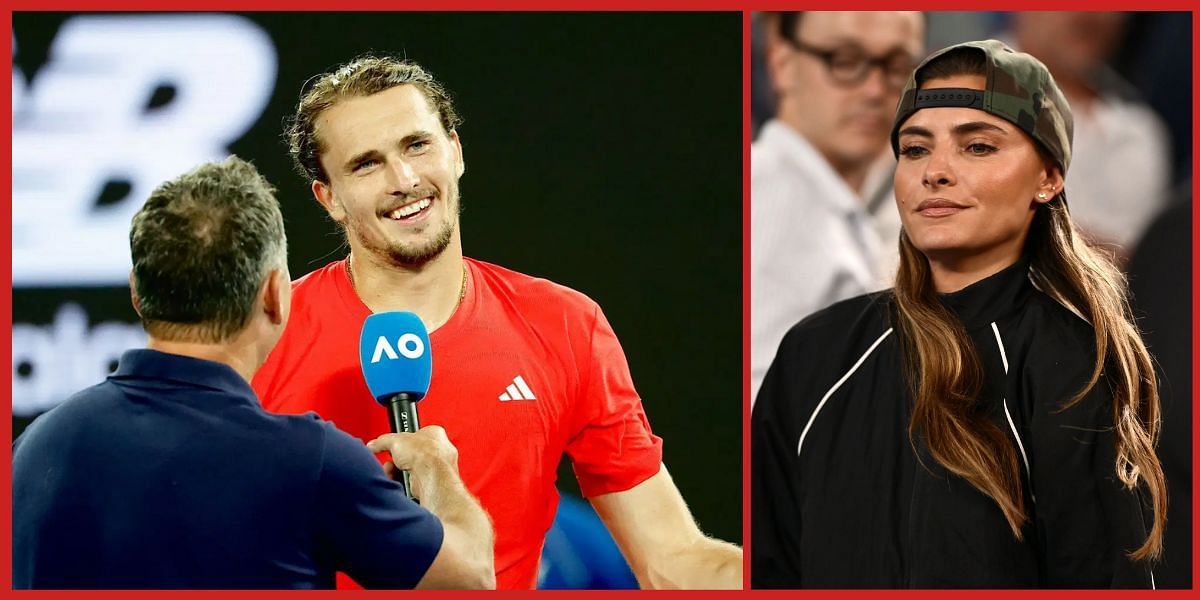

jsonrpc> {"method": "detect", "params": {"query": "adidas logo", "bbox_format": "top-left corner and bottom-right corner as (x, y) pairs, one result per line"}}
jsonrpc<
(499, 375), (537, 401)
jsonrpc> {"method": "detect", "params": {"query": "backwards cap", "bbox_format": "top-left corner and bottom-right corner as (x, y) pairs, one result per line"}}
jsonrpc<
(890, 39), (1074, 174)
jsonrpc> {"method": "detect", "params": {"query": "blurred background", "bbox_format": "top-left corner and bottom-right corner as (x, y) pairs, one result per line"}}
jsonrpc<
(751, 11), (1191, 588)
(11, 12), (742, 589)
(753, 12), (1191, 190)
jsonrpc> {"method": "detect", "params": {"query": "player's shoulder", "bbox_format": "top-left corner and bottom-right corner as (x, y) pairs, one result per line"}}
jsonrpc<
(279, 260), (361, 332)
(291, 259), (345, 296)
(467, 257), (599, 316)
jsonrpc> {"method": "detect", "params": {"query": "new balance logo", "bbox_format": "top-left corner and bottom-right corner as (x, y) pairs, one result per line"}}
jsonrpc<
(12, 14), (277, 287)
(498, 375), (537, 402)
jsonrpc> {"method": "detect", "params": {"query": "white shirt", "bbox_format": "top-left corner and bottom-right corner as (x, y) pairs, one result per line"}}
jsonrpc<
(751, 120), (893, 403)
(1064, 90), (1171, 252)
(996, 36), (1172, 254)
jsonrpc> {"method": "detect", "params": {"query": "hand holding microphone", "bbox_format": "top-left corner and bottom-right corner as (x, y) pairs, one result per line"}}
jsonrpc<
(359, 311), (433, 499)
(366, 426), (460, 507)
(358, 312), (495, 587)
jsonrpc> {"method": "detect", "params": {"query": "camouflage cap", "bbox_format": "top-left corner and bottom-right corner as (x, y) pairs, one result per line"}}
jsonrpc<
(890, 39), (1074, 174)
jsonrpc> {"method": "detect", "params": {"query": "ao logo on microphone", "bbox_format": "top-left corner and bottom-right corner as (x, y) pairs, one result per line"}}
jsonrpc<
(370, 334), (426, 363)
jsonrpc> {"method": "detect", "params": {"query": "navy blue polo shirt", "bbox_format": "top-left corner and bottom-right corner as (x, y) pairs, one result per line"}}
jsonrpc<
(13, 349), (443, 589)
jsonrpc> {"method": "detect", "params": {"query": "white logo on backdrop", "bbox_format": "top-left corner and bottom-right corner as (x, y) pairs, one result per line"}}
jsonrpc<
(12, 14), (278, 416)
(12, 304), (148, 417)
(12, 14), (278, 287)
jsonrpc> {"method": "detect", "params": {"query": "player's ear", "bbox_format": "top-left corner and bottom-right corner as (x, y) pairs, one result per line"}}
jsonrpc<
(312, 179), (346, 223)
(449, 130), (465, 177)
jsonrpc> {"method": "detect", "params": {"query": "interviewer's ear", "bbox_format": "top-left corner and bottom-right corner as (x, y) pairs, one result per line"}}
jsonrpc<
(262, 267), (290, 326)
(128, 272), (142, 318)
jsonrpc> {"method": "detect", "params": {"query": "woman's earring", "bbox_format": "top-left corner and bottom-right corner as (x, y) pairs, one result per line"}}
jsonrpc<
(1038, 192), (1048, 200)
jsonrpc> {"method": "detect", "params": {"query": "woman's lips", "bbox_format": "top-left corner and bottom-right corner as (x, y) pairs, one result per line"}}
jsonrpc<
(916, 198), (968, 218)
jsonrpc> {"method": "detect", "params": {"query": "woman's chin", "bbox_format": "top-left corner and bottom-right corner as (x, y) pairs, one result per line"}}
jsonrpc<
(909, 235), (967, 259)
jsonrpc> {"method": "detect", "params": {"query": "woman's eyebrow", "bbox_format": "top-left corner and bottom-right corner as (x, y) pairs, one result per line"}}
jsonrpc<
(897, 125), (932, 139)
(951, 121), (1008, 136)
(898, 122), (1008, 140)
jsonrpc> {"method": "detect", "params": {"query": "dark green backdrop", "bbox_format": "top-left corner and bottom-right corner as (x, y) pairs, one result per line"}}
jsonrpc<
(12, 12), (742, 543)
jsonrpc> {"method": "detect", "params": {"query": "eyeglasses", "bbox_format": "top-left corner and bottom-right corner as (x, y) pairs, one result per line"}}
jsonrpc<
(783, 38), (916, 90)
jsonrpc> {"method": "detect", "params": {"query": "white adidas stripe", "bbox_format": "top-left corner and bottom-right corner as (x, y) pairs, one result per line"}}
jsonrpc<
(499, 375), (537, 401)
(514, 375), (536, 399)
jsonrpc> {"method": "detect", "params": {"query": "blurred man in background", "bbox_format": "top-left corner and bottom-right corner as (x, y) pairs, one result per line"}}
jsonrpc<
(1011, 11), (1173, 258)
(13, 157), (494, 589)
(751, 11), (924, 401)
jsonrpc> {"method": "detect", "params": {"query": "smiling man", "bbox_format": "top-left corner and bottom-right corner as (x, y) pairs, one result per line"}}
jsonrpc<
(251, 56), (741, 590)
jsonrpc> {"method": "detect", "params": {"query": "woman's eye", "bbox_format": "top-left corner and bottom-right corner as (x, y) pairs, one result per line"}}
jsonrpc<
(899, 145), (928, 159)
(965, 143), (996, 156)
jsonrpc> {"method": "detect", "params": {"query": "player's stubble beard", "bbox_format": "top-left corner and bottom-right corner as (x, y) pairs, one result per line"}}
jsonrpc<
(345, 184), (463, 269)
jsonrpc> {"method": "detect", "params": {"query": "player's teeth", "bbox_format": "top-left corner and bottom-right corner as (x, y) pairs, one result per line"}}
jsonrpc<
(389, 198), (431, 219)
(404, 199), (429, 215)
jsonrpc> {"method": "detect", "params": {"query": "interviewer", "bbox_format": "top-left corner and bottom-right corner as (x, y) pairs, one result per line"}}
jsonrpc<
(12, 156), (494, 589)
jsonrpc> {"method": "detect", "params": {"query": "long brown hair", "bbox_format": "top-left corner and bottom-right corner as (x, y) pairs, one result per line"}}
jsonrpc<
(893, 49), (1165, 561)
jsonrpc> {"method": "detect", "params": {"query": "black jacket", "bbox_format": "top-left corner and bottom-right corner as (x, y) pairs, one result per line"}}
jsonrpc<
(752, 260), (1155, 588)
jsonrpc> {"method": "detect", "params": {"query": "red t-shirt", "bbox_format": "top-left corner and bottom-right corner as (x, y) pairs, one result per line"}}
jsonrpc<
(252, 257), (663, 589)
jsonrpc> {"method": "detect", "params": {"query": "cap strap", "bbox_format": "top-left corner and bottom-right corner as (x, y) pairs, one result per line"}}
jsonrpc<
(913, 88), (984, 110)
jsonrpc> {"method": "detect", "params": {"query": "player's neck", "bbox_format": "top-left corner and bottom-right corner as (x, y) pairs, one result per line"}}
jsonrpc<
(347, 239), (467, 332)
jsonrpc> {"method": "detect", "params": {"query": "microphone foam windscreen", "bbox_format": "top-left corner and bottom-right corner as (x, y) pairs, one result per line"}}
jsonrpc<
(358, 311), (432, 405)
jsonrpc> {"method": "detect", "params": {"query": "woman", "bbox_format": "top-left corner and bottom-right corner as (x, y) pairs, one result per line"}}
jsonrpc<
(751, 40), (1164, 588)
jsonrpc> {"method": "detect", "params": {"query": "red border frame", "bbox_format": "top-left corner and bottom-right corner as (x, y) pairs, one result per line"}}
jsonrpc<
(4, 10), (14, 593)
(5, 4), (1199, 596)
(741, 8), (753, 594)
